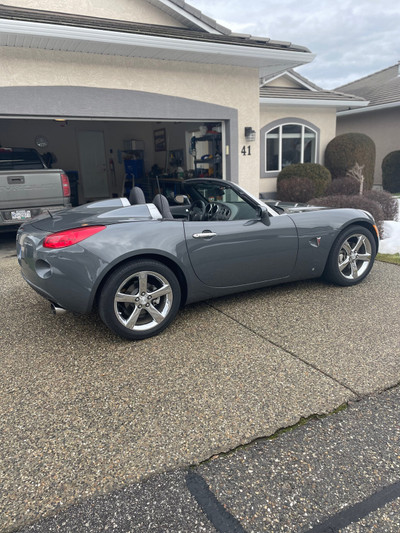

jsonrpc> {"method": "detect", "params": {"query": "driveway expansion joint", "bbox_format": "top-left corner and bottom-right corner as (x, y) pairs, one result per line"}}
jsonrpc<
(207, 302), (361, 398)
(189, 403), (349, 470)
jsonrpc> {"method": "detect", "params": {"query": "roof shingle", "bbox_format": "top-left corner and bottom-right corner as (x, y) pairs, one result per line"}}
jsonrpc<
(260, 86), (366, 102)
(0, 3), (311, 53)
(335, 64), (400, 108)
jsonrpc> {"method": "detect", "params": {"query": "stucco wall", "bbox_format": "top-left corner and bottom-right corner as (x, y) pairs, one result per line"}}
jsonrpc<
(0, 46), (261, 195)
(0, 0), (186, 26)
(337, 107), (400, 185)
(267, 76), (302, 89)
(259, 104), (336, 195)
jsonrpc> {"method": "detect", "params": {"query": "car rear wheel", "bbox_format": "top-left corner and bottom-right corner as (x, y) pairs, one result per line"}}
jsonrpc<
(324, 225), (376, 286)
(99, 259), (181, 340)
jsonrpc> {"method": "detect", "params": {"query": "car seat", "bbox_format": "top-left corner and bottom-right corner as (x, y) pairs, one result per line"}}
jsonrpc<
(152, 194), (174, 220)
(129, 186), (146, 204)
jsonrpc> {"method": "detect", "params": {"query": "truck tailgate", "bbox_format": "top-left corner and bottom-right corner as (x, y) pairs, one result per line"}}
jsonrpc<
(0, 169), (64, 209)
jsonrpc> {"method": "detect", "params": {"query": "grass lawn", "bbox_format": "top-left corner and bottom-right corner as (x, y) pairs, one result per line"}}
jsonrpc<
(376, 253), (400, 265)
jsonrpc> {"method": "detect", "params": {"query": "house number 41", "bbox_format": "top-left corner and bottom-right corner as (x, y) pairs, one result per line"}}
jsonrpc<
(241, 145), (251, 156)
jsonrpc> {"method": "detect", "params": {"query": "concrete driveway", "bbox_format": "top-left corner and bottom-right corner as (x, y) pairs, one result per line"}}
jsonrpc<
(1, 251), (399, 532)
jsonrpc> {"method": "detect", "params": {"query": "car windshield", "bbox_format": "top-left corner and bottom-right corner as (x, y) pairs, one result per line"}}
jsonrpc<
(183, 181), (247, 205)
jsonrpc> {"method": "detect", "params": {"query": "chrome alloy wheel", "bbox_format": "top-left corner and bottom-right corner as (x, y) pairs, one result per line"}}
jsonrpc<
(337, 233), (372, 281)
(114, 270), (173, 332)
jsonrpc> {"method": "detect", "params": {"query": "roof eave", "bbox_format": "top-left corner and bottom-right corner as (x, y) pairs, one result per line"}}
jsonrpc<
(260, 97), (368, 109)
(337, 101), (400, 116)
(0, 18), (315, 73)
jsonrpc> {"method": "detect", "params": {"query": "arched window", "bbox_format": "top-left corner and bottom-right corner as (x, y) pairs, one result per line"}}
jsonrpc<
(264, 122), (318, 173)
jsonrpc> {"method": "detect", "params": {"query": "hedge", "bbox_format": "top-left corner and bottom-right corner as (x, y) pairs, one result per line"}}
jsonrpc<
(277, 163), (331, 197)
(324, 133), (375, 190)
(310, 194), (384, 233)
(363, 189), (399, 221)
(325, 177), (360, 196)
(276, 177), (315, 203)
(382, 150), (400, 193)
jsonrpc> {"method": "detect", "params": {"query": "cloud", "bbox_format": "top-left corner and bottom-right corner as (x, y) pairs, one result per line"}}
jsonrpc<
(189, 0), (400, 88)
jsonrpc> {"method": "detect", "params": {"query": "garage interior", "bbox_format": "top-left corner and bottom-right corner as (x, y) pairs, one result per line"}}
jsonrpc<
(0, 117), (225, 205)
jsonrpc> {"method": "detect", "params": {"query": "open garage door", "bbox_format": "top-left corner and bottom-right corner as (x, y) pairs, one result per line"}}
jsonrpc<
(0, 86), (238, 204)
(0, 115), (226, 204)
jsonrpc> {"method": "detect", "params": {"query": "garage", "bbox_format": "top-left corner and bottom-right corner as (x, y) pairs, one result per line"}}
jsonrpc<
(0, 86), (235, 205)
(1, 117), (225, 205)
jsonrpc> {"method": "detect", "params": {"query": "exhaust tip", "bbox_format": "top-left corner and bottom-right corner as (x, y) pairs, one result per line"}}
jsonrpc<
(50, 303), (67, 316)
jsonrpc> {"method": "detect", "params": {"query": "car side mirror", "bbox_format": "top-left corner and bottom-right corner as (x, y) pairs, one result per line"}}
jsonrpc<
(260, 206), (271, 226)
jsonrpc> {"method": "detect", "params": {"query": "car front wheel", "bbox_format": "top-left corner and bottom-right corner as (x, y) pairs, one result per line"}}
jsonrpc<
(324, 225), (377, 286)
(99, 259), (181, 340)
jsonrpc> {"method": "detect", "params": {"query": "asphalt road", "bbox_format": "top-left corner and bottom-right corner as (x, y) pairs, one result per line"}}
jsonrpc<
(1, 232), (399, 532)
(15, 387), (400, 533)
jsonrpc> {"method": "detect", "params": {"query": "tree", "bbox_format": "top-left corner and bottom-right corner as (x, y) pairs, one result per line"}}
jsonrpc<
(346, 162), (365, 195)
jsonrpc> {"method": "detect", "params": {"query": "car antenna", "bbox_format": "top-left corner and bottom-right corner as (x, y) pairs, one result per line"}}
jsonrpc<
(47, 210), (54, 218)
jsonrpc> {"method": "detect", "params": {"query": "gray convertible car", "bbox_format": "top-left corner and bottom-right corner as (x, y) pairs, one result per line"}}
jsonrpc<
(17, 178), (379, 340)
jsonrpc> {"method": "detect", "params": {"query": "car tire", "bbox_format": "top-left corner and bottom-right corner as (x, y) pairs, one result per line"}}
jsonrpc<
(98, 259), (181, 340)
(324, 225), (377, 286)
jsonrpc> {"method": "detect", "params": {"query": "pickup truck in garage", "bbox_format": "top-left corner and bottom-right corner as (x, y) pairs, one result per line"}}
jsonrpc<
(0, 147), (71, 231)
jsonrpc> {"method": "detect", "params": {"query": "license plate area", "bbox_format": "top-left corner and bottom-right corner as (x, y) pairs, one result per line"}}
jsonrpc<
(11, 209), (31, 220)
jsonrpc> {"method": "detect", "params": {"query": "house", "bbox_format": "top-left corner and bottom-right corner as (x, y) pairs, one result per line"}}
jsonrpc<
(258, 69), (366, 196)
(336, 63), (400, 186)
(0, 1), (365, 202)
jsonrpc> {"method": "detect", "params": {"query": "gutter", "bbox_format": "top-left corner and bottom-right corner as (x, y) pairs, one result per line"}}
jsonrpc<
(0, 18), (314, 68)
(260, 97), (368, 108)
(337, 101), (400, 116)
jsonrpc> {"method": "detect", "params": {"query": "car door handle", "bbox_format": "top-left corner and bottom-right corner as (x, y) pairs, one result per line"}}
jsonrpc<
(192, 231), (217, 239)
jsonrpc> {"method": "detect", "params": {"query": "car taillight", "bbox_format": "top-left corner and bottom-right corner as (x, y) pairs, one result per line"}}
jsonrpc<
(43, 226), (106, 248)
(61, 173), (71, 197)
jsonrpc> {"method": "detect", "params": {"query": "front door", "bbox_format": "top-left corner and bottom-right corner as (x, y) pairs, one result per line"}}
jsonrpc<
(77, 130), (109, 201)
(184, 215), (298, 288)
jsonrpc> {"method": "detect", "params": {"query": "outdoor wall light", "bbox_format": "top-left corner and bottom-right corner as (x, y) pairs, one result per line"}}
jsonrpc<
(245, 127), (256, 142)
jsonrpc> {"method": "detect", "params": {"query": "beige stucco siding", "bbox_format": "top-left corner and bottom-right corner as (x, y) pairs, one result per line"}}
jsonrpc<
(0, 46), (261, 195)
(259, 104), (336, 195)
(0, 0), (186, 26)
(267, 77), (302, 89)
(337, 107), (400, 185)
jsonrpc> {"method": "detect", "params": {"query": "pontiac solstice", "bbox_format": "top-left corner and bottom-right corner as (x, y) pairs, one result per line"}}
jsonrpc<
(17, 178), (379, 340)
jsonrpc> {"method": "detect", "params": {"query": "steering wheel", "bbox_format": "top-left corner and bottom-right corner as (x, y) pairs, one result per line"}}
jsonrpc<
(189, 200), (207, 221)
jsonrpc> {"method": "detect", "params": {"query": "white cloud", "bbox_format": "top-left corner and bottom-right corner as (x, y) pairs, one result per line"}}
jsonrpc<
(189, 0), (400, 88)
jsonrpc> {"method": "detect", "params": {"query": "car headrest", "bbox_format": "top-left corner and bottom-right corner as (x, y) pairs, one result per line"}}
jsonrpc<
(152, 194), (174, 220)
(129, 186), (146, 205)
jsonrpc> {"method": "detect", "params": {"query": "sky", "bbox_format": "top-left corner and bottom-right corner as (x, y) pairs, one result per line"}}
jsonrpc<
(188, 0), (400, 89)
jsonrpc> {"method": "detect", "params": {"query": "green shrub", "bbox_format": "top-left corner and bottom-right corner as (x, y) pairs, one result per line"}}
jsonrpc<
(363, 189), (399, 220)
(324, 133), (376, 190)
(325, 176), (360, 196)
(310, 194), (384, 233)
(382, 150), (400, 193)
(277, 163), (331, 197)
(276, 177), (315, 203)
